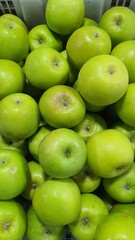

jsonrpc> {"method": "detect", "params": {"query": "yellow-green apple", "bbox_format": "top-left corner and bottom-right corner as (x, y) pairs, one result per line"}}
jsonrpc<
(110, 202), (135, 218)
(81, 17), (99, 27)
(24, 47), (69, 90)
(26, 205), (66, 240)
(87, 129), (134, 178)
(0, 149), (28, 200)
(112, 120), (135, 154)
(73, 112), (107, 143)
(22, 160), (48, 201)
(28, 24), (63, 52)
(72, 163), (101, 193)
(102, 161), (135, 203)
(0, 93), (40, 141)
(68, 193), (108, 240)
(66, 25), (112, 70)
(0, 15), (29, 62)
(32, 178), (81, 226)
(94, 211), (135, 240)
(45, 0), (85, 35)
(99, 6), (135, 48)
(116, 83), (135, 127)
(0, 59), (26, 100)
(111, 40), (135, 83)
(28, 124), (53, 161)
(76, 54), (129, 106)
(0, 199), (26, 240)
(38, 128), (87, 178)
(39, 84), (86, 128)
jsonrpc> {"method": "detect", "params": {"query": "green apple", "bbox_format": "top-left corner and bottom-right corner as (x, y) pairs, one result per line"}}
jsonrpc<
(0, 149), (28, 200)
(73, 112), (107, 143)
(116, 83), (135, 127)
(72, 163), (101, 193)
(112, 120), (135, 154)
(94, 211), (135, 240)
(22, 160), (48, 201)
(0, 134), (28, 156)
(76, 54), (129, 106)
(87, 129), (134, 178)
(0, 93), (41, 141)
(0, 16), (29, 62)
(28, 24), (63, 52)
(24, 47), (69, 90)
(39, 84), (86, 128)
(102, 161), (135, 203)
(66, 25), (112, 70)
(110, 202), (135, 218)
(28, 124), (53, 161)
(0, 199), (26, 240)
(45, 0), (85, 35)
(26, 205), (66, 240)
(99, 6), (135, 48)
(39, 128), (87, 178)
(32, 178), (81, 226)
(0, 59), (26, 100)
(68, 193), (108, 240)
(111, 40), (135, 83)
(81, 17), (99, 27)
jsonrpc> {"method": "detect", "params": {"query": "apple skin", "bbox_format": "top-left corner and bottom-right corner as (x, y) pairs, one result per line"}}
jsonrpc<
(68, 193), (108, 240)
(116, 83), (135, 127)
(32, 178), (81, 226)
(110, 202), (135, 219)
(76, 54), (129, 106)
(24, 47), (69, 90)
(102, 161), (135, 203)
(45, 0), (85, 35)
(26, 205), (66, 240)
(87, 129), (134, 178)
(99, 6), (135, 48)
(22, 160), (48, 201)
(38, 128), (87, 178)
(81, 17), (99, 27)
(28, 24), (63, 52)
(111, 40), (135, 83)
(39, 84), (86, 129)
(0, 149), (29, 200)
(0, 59), (26, 100)
(94, 211), (135, 240)
(0, 16), (29, 62)
(0, 93), (41, 141)
(66, 25), (112, 70)
(0, 199), (26, 240)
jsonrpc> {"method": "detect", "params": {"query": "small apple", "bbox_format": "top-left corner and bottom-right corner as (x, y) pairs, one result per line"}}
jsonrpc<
(28, 124), (53, 161)
(68, 193), (108, 240)
(0, 93), (41, 141)
(0, 149), (28, 200)
(111, 40), (135, 83)
(110, 202), (135, 218)
(94, 211), (135, 240)
(22, 160), (48, 201)
(28, 24), (63, 52)
(0, 199), (26, 240)
(76, 54), (129, 106)
(73, 112), (107, 143)
(0, 15), (29, 62)
(24, 47), (69, 90)
(39, 84), (86, 128)
(0, 59), (26, 100)
(116, 83), (135, 127)
(66, 25), (112, 70)
(26, 205), (66, 240)
(102, 161), (135, 203)
(45, 0), (85, 35)
(81, 17), (99, 27)
(99, 6), (135, 48)
(38, 128), (87, 178)
(32, 178), (81, 226)
(87, 129), (134, 178)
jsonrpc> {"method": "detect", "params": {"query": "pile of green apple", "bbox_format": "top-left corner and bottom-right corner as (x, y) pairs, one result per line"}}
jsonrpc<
(1, 0), (135, 239)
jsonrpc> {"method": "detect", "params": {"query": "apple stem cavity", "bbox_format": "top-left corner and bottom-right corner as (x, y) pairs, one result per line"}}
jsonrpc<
(94, 32), (100, 38)
(3, 222), (10, 230)
(82, 217), (89, 225)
